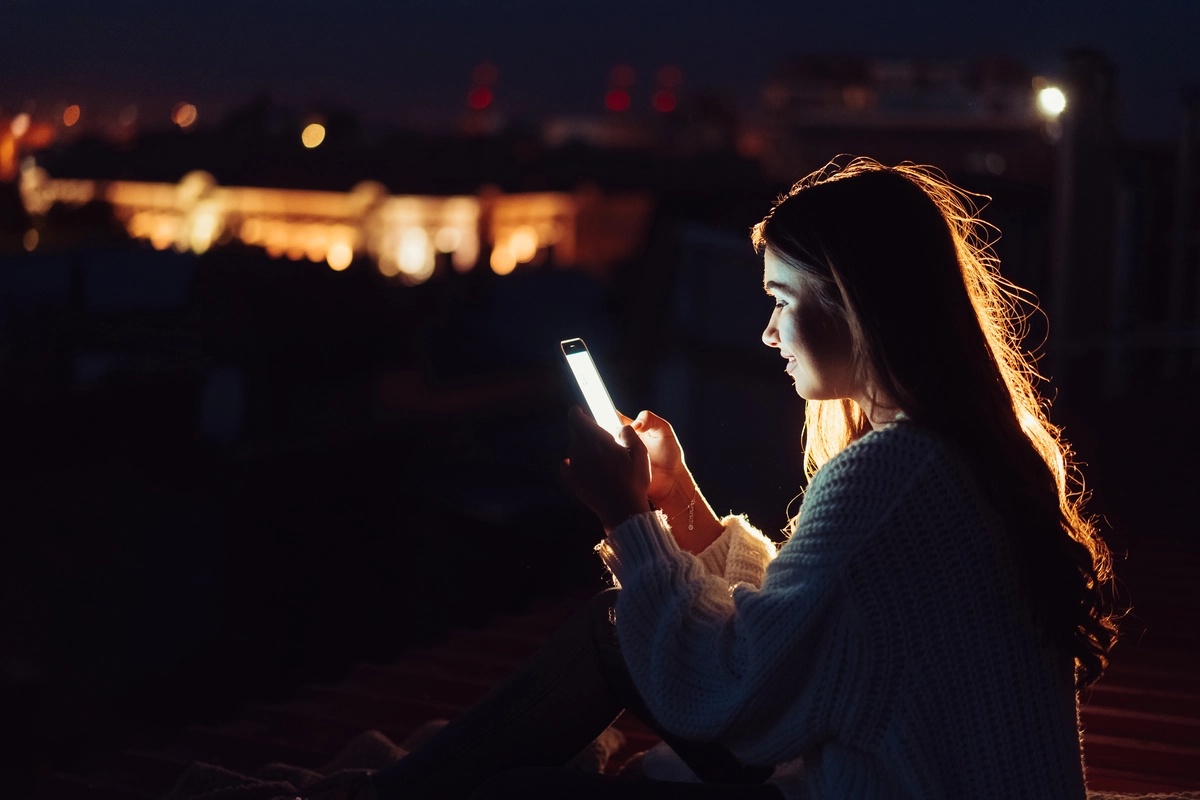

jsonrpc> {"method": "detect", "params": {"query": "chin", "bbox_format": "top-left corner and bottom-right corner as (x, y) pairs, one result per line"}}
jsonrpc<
(793, 382), (840, 402)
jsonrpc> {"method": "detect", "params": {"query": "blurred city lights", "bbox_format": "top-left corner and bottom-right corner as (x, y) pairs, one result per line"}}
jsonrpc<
(63, 105), (81, 127)
(468, 62), (499, 115)
(264, 222), (288, 258)
(23, 229), (38, 251)
(302, 224), (328, 262)
(21, 169), (649, 285)
(605, 89), (631, 112)
(397, 226), (433, 281)
(187, 203), (221, 254)
(241, 217), (264, 244)
(1037, 86), (1067, 118)
(11, 113), (31, 138)
(652, 90), (677, 113)
(467, 87), (493, 110)
(301, 123), (326, 148)
(172, 103), (198, 129)
(490, 246), (517, 275)
(434, 226), (462, 253)
(150, 217), (177, 251)
(508, 225), (539, 263)
(326, 240), (353, 271)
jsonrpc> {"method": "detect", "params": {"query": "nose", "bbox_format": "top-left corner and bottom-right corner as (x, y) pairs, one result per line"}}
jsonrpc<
(762, 313), (779, 349)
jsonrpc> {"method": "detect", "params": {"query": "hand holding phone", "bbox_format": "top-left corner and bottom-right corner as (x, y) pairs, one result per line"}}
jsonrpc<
(560, 337), (624, 440)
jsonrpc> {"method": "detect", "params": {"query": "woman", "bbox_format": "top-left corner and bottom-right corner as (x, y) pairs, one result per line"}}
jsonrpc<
(350, 156), (1118, 799)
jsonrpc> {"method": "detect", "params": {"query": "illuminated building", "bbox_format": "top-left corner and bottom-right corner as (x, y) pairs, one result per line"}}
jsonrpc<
(18, 165), (653, 283)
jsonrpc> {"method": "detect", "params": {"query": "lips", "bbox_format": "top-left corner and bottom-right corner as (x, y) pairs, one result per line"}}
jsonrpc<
(782, 355), (796, 374)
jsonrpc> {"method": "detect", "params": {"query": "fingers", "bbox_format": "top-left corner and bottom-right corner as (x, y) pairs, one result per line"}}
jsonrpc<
(618, 424), (645, 455)
(631, 409), (673, 435)
(569, 406), (627, 463)
(572, 405), (645, 453)
(567, 404), (602, 440)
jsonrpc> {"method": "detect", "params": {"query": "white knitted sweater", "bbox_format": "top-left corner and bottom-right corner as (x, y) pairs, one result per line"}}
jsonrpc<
(596, 423), (1087, 799)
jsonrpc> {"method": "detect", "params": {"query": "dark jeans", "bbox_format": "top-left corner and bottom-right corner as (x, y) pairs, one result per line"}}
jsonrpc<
(367, 588), (784, 800)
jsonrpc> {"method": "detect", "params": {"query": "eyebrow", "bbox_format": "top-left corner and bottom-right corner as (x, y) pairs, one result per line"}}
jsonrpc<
(763, 280), (796, 296)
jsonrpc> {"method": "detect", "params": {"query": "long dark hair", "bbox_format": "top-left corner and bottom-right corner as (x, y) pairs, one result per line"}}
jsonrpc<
(751, 156), (1117, 689)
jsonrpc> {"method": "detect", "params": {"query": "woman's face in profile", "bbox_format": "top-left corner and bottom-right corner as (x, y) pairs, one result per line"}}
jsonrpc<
(761, 249), (855, 401)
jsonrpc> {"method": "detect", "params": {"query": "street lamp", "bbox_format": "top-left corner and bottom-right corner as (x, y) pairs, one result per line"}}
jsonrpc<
(1037, 86), (1067, 119)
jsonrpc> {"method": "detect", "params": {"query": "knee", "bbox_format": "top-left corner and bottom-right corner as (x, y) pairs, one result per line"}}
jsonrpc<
(583, 587), (619, 618)
(581, 587), (620, 637)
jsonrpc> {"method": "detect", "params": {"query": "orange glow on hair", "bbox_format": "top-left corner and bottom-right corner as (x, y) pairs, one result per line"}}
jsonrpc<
(752, 155), (1119, 689)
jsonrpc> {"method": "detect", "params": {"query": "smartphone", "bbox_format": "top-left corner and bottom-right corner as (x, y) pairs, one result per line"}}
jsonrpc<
(560, 337), (624, 439)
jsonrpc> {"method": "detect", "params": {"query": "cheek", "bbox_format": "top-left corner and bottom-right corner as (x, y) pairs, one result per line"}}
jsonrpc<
(789, 303), (851, 365)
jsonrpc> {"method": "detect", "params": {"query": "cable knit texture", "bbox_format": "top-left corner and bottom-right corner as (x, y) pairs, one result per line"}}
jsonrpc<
(596, 423), (1087, 800)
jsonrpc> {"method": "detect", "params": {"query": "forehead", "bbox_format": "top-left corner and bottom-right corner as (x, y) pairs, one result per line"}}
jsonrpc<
(762, 249), (806, 294)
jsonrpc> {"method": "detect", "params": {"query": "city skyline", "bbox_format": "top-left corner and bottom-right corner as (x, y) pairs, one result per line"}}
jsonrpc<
(3, 0), (1198, 141)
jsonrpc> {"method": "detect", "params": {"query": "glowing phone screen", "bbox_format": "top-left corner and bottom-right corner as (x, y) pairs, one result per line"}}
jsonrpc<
(561, 339), (623, 438)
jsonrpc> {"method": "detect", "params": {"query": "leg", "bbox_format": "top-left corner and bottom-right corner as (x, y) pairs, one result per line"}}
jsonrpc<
(367, 589), (629, 799)
(367, 589), (772, 800)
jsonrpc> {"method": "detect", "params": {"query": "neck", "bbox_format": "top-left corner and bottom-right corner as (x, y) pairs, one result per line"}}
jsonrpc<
(857, 393), (905, 428)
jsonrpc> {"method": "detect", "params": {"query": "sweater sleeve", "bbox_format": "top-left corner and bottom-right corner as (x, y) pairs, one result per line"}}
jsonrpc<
(600, 511), (777, 589)
(596, 434), (937, 762)
(693, 514), (778, 587)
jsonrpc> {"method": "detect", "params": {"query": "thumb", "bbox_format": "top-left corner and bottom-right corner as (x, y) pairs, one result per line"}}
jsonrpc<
(619, 425), (645, 455)
(637, 409), (668, 429)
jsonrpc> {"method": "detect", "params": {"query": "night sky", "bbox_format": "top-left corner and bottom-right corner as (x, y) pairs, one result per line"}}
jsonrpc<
(3, 0), (1199, 140)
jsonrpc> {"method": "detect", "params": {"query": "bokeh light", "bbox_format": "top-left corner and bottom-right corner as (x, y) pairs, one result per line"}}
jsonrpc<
(652, 90), (676, 113)
(605, 89), (631, 112)
(468, 87), (493, 110)
(327, 240), (353, 271)
(188, 205), (220, 254)
(62, 105), (81, 127)
(490, 246), (517, 276)
(301, 123), (326, 148)
(434, 226), (462, 253)
(11, 114), (31, 138)
(397, 227), (433, 281)
(508, 225), (538, 263)
(172, 103), (198, 129)
(1037, 86), (1067, 118)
